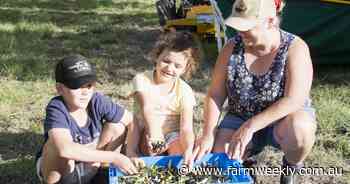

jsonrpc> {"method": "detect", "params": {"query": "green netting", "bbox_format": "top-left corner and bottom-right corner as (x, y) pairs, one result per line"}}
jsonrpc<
(217, 0), (350, 64)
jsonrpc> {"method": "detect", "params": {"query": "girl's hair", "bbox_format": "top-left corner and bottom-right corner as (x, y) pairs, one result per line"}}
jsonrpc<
(149, 31), (202, 80)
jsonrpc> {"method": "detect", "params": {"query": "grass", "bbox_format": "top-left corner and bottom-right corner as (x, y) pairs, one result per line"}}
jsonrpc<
(0, 0), (349, 183)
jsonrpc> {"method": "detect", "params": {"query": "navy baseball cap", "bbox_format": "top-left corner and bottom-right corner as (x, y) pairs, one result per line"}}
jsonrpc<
(55, 54), (98, 89)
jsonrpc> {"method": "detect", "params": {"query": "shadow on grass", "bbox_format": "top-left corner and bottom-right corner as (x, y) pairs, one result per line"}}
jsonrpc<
(2, 0), (349, 92)
(0, 25), (160, 80)
(314, 64), (350, 86)
(0, 0), (159, 84)
(0, 132), (42, 184)
(0, 156), (39, 184)
(0, 132), (43, 161)
(0, 6), (157, 26)
(0, 0), (154, 11)
(0, 0), (216, 95)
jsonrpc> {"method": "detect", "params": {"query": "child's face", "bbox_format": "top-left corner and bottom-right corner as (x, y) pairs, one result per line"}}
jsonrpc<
(155, 49), (188, 83)
(57, 82), (96, 111)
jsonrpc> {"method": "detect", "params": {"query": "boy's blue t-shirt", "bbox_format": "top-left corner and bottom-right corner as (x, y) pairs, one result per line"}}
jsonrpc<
(36, 92), (125, 159)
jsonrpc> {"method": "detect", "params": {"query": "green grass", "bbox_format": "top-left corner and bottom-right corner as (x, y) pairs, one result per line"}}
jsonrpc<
(313, 66), (350, 158)
(0, 0), (349, 183)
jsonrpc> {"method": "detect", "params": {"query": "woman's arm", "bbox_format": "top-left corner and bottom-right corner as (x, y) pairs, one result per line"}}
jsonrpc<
(227, 37), (314, 160)
(245, 36), (313, 133)
(203, 43), (234, 137)
(194, 42), (234, 160)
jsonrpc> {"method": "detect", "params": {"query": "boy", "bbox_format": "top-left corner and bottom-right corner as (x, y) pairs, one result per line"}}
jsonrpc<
(35, 54), (138, 184)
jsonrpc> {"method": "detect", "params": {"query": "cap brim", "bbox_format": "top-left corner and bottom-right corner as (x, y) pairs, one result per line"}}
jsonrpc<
(64, 75), (97, 89)
(224, 17), (257, 31)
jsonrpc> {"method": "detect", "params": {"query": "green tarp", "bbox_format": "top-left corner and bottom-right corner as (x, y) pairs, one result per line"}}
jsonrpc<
(218, 0), (350, 64)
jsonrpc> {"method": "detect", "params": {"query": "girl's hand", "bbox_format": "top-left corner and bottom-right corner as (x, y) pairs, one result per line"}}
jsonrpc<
(146, 135), (167, 155)
(149, 139), (167, 154)
(226, 123), (254, 161)
(130, 157), (146, 169)
(182, 148), (194, 169)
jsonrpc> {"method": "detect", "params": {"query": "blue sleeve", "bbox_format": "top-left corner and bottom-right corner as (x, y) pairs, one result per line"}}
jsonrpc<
(93, 92), (125, 123)
(44, 98), (70, 134)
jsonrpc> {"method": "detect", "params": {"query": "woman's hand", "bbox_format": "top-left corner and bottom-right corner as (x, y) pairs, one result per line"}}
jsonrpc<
(226, 123), (254, 161)
(193, 134), (215, 161)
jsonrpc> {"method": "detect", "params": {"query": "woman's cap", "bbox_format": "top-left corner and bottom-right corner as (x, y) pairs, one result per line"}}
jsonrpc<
(225, 0), (277, 31)
(55, 54), (97, 89)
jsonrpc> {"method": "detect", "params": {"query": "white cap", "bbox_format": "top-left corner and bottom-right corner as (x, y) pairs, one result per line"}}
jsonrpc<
(225, 0), (277, 31)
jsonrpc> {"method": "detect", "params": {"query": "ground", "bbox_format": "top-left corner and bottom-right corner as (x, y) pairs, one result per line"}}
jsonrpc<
(0, 0), (349, 183)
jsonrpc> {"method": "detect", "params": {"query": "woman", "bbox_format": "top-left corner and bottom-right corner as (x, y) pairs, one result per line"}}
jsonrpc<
(193, 0), (316, 183)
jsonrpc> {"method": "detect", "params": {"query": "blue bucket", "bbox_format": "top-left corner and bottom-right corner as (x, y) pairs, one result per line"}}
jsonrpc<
(109, 153), (253, 184)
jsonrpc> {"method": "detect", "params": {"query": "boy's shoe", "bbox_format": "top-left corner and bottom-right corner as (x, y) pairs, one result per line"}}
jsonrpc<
(280, 156), (303, 184)
(90, 166), (109, 184)
(58, 162), (98, 184)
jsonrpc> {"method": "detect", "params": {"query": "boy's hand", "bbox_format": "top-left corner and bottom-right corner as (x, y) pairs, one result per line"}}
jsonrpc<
(112, 154), (138, 175)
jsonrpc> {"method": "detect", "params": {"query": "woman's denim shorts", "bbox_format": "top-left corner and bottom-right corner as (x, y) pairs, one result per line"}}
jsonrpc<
(217, 105), (316, 153)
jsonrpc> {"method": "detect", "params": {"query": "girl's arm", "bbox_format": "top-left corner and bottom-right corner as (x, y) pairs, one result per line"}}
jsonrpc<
(179, 98), (195, 167)
(132, 73), (163, 141)
(134, 92), (164, 140)
(125, 115), (141, 157)
(125, 116), (146, 168)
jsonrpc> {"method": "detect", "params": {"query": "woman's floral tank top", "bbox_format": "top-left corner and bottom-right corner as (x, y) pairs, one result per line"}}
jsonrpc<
(226, 30), (295, 119)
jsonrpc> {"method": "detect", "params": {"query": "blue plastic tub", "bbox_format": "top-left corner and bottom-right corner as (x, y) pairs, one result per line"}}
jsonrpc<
(109, 153), (253, 184)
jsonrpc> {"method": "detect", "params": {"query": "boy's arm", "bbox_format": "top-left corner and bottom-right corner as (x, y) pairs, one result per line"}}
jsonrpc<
(97, 109), (134, 151)
(48, 128), (137, 174)
(118, 109), (134, 127)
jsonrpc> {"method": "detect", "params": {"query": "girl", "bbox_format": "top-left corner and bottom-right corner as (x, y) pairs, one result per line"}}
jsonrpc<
(126, 31), (201, 167)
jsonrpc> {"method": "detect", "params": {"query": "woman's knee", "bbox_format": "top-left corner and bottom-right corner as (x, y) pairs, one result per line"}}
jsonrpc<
(275, 111), (316, 149)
